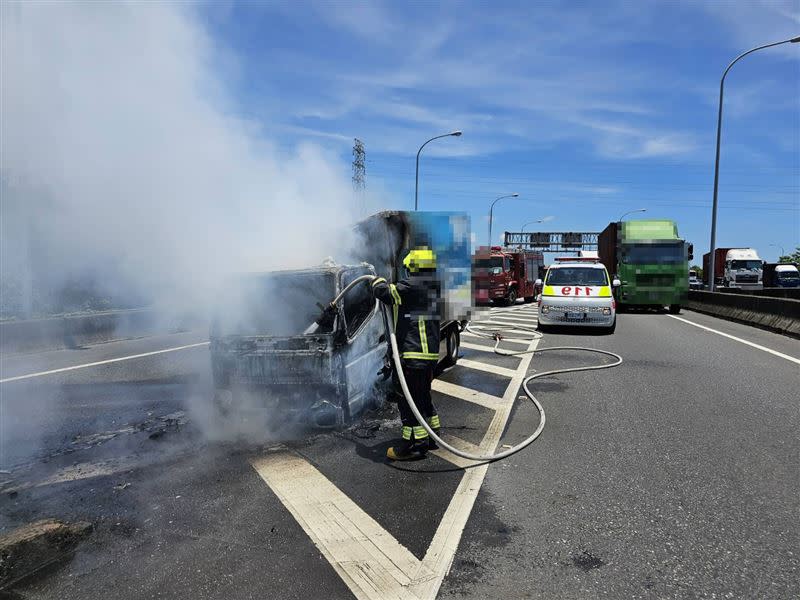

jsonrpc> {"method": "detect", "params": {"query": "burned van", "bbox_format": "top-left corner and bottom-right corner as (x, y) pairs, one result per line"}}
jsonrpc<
(210, 263), (389, 427)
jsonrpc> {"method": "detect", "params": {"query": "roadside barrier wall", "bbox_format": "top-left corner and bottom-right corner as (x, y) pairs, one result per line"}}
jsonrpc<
(715, 287), (800, 300)
(0, 309), (199, 354)
(687, 291), (800, 337)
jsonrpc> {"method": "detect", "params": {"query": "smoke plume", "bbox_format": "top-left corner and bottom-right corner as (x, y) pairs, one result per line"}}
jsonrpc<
(1, 1), (364, 317)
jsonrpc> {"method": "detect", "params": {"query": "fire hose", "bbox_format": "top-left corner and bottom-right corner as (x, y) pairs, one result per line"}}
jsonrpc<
(313, 274), (622, 463)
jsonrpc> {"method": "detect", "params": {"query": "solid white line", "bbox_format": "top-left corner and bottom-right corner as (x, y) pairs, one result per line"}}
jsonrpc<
(430, 435), (484, 469)
(413, 334), (540, 599)
(459, 341), (500, 353)
(252, 452), (434, 599)
(483, 316), (538, 326)
(456, 358), (517, 378)
(667, 315), (800, 365)
(459, 331), (529, 348)
(469, 325), (535, 336)
(0, 342), (210, 383)
(431, 379), (503, 410)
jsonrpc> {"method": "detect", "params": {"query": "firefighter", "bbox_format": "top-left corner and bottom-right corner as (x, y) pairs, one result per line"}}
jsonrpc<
(371, 247), (442, 460)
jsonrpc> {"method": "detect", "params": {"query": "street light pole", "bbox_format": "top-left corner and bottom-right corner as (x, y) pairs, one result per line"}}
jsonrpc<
(519, 219), (544, 249)
(708, 35), (800, 291)
(619, 208), (647, 222)
(488, 193), (519, 246)
(414, 130), (462, 211)
(520, 219), (544, 232)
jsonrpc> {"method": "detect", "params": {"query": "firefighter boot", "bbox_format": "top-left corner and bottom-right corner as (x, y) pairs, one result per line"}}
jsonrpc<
(387, 426), (428, 461)
(426, 415), (442, 450)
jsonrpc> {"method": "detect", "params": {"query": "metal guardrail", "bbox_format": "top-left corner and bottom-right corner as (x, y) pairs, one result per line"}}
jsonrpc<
(687, 290), (800, 337)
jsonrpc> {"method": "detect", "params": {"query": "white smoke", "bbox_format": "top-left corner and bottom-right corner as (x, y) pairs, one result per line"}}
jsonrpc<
(1, 1), (364, 315)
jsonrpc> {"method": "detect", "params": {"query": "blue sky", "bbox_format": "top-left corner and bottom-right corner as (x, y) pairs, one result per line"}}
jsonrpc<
(201, 0), (798, 263)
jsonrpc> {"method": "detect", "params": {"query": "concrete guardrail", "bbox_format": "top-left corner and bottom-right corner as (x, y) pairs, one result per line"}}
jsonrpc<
(687, 290), (800, 338)
(0, 308), (199, 354)
(714, 287), (800, 300)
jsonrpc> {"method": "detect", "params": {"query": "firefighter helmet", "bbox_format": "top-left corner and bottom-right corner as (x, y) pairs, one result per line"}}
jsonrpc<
(403, 247), (437, 273)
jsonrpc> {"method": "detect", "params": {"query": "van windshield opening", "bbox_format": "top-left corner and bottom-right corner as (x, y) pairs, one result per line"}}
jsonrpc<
(212, 271), (336, 337)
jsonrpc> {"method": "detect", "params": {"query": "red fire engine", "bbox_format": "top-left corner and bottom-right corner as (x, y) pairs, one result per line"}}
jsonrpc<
(473, 246), (544, 305)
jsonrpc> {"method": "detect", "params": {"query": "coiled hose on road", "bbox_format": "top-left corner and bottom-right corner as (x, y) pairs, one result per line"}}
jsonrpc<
(317, 275), (623, 464)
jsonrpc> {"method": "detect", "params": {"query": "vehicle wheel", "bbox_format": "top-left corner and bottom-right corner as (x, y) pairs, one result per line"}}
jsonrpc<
(668, 304), (681, 314)
(506, 288), (517, 305)
(445, 326), (460, 366)
(523, 296), (535, 303)
(537, 322), (550, 333)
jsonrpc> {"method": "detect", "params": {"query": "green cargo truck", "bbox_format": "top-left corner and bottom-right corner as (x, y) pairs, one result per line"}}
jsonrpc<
(598, 220), (692, 313)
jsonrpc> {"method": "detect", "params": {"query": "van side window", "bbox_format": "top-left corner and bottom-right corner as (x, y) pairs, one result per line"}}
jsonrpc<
(341, 270), (376, 338)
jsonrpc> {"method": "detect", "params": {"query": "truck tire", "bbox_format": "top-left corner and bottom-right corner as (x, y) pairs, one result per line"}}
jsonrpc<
(506, 288), (517, 305)
(668, 304), (681, 314)
(444, 326), (460, 366)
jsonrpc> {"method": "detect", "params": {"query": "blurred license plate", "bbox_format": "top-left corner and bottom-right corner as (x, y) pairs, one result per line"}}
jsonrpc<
(565, 312), (585, 321)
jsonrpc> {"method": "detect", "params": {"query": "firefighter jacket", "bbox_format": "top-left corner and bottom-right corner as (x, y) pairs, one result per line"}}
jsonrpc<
(372, 273), (440, 368)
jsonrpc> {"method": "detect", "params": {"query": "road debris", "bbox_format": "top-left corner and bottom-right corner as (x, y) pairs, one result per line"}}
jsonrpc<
(0, 519), (92, 588)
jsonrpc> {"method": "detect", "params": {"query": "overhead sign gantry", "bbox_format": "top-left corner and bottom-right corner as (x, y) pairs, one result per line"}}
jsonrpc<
(504, 231), (600, 253)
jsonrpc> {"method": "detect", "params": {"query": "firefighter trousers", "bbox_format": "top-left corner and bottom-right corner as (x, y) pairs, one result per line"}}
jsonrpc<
(398, 364), (440, 441)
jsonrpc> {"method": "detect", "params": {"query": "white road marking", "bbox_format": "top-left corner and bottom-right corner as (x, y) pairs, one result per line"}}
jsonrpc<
(468, 324), (534, 336)
(410, 336), (540, 599)
(251, 302), (541, 599)
(482, 316), (537, 326)
(0, 342), (210, 383)
(429, 435), (484, 469)
(459, 331), (529, 348)
(431, 379), (504, 411)
(667, 315), (800, 365)
(459, 341), (500, 353)
(456, 358), (517, 378)
(252, 452), (435, 600)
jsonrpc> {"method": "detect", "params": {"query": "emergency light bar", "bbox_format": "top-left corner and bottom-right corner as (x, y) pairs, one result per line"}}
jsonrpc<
(554, 256), (600, 263)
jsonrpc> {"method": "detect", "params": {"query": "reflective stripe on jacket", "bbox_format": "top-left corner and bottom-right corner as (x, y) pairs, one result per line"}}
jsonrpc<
(372, 274), (440, 367)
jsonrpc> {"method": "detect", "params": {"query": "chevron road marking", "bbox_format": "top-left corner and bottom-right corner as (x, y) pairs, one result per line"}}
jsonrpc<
(251, 305), (540, 600)
(456, 359), (517, 378)
(431, 379), (504, 410)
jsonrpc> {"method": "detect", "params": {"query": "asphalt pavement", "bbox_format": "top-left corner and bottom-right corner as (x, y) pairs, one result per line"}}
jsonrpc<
(0, 305), (797, 599)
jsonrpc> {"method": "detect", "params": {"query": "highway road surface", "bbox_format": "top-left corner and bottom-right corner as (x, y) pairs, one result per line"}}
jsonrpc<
(1, 304), (798, 599)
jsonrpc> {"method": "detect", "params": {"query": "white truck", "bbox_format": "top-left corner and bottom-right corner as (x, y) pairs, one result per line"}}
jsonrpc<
(703, 247), (763, 289)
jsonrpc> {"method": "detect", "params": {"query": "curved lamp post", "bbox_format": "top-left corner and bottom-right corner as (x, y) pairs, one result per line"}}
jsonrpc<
(488, 193), (519, 246)
(619, 208), (646, 222)
(414, 131), (462, 211)
(708, 35), (800, 291)
(521, 219), (544, 232)
(519, 219), (544, 248)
